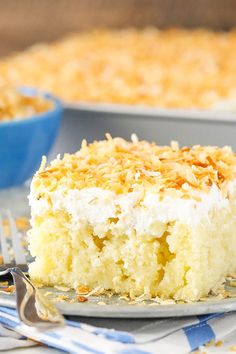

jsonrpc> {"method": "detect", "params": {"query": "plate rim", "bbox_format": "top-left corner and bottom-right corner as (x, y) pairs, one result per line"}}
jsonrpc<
(63, 101), (236, 123)
(1, 291), (236, 318)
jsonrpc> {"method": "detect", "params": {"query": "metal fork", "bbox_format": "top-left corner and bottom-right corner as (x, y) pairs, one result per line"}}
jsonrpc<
(0, 210), (64, 327)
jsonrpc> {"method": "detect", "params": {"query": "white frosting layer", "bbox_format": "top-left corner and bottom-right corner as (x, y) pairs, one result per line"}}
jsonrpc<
(29, 183), (234, 235)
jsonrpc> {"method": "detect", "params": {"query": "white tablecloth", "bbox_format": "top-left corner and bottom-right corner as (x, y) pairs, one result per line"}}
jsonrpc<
(1, 308), (236, 354)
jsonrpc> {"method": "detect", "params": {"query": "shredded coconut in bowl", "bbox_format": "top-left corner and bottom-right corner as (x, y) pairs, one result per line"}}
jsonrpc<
(0, 85), (53, 122)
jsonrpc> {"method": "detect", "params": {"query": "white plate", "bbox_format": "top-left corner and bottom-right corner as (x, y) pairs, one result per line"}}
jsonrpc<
(1, 287), (236, 318)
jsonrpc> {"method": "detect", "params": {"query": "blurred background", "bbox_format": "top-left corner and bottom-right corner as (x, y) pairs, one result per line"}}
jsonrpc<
(1, 0), (236, 57)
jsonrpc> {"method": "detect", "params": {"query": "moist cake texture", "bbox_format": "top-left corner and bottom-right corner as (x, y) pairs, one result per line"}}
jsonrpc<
(1, 28), (236, 109)
(28, 135), (236, 301)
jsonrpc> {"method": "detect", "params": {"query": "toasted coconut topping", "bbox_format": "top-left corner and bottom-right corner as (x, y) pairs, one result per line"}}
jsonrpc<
(0, 85), (53, 121)
(33, 136), (236, 197)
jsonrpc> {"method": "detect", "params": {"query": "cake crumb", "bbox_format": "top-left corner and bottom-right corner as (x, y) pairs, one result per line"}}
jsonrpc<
(119, 295), (129, 301)
(98, 301), (106, 305)
(86, 287), (104, 297)
(148, 303), (158, 306)
(15, 217), (29, 231)
(159, 299), (176, 305)
(77, 296), (88, 302)
(0, 281), (9, 287)
(0, 285), (15, 294)
(205, 339), (215, 347)
(54, 285), (70, 292)
(56, 295), (69, 302)
(215, 340), (223, 347)
(44, 291), (53, 297)
(34, 282), (44, 288)
(76, 285), (90, 294)
(228, 281), (236, 287)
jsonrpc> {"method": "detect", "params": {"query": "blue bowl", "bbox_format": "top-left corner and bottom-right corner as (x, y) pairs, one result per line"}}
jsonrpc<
(0, 87), (63, 189)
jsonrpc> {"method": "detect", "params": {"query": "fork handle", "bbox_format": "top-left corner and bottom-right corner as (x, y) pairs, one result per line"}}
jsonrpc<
(0, 267), (64, 328)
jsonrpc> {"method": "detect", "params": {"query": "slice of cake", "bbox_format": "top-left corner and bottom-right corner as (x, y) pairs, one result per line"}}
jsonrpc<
(28, 135), (236, 301)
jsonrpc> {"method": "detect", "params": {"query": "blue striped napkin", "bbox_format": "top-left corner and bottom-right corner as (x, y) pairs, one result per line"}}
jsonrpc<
(0, 306), (236, 353)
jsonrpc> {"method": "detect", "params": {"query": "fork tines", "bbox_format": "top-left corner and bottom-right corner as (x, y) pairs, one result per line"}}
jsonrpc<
(0, 210), (27, 267)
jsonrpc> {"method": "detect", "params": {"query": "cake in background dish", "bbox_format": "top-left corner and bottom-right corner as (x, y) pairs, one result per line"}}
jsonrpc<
(28, 135), (236, 301)
(1, 28), (236, 110)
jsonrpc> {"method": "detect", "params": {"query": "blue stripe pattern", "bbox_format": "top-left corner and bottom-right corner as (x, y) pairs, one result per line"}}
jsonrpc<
(120, 350), (150, 354)
(197, 313), (223, 322)
(184, 322), (215, 351)
(0, 315), (18, 329)
(0, 307), (19, 317)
